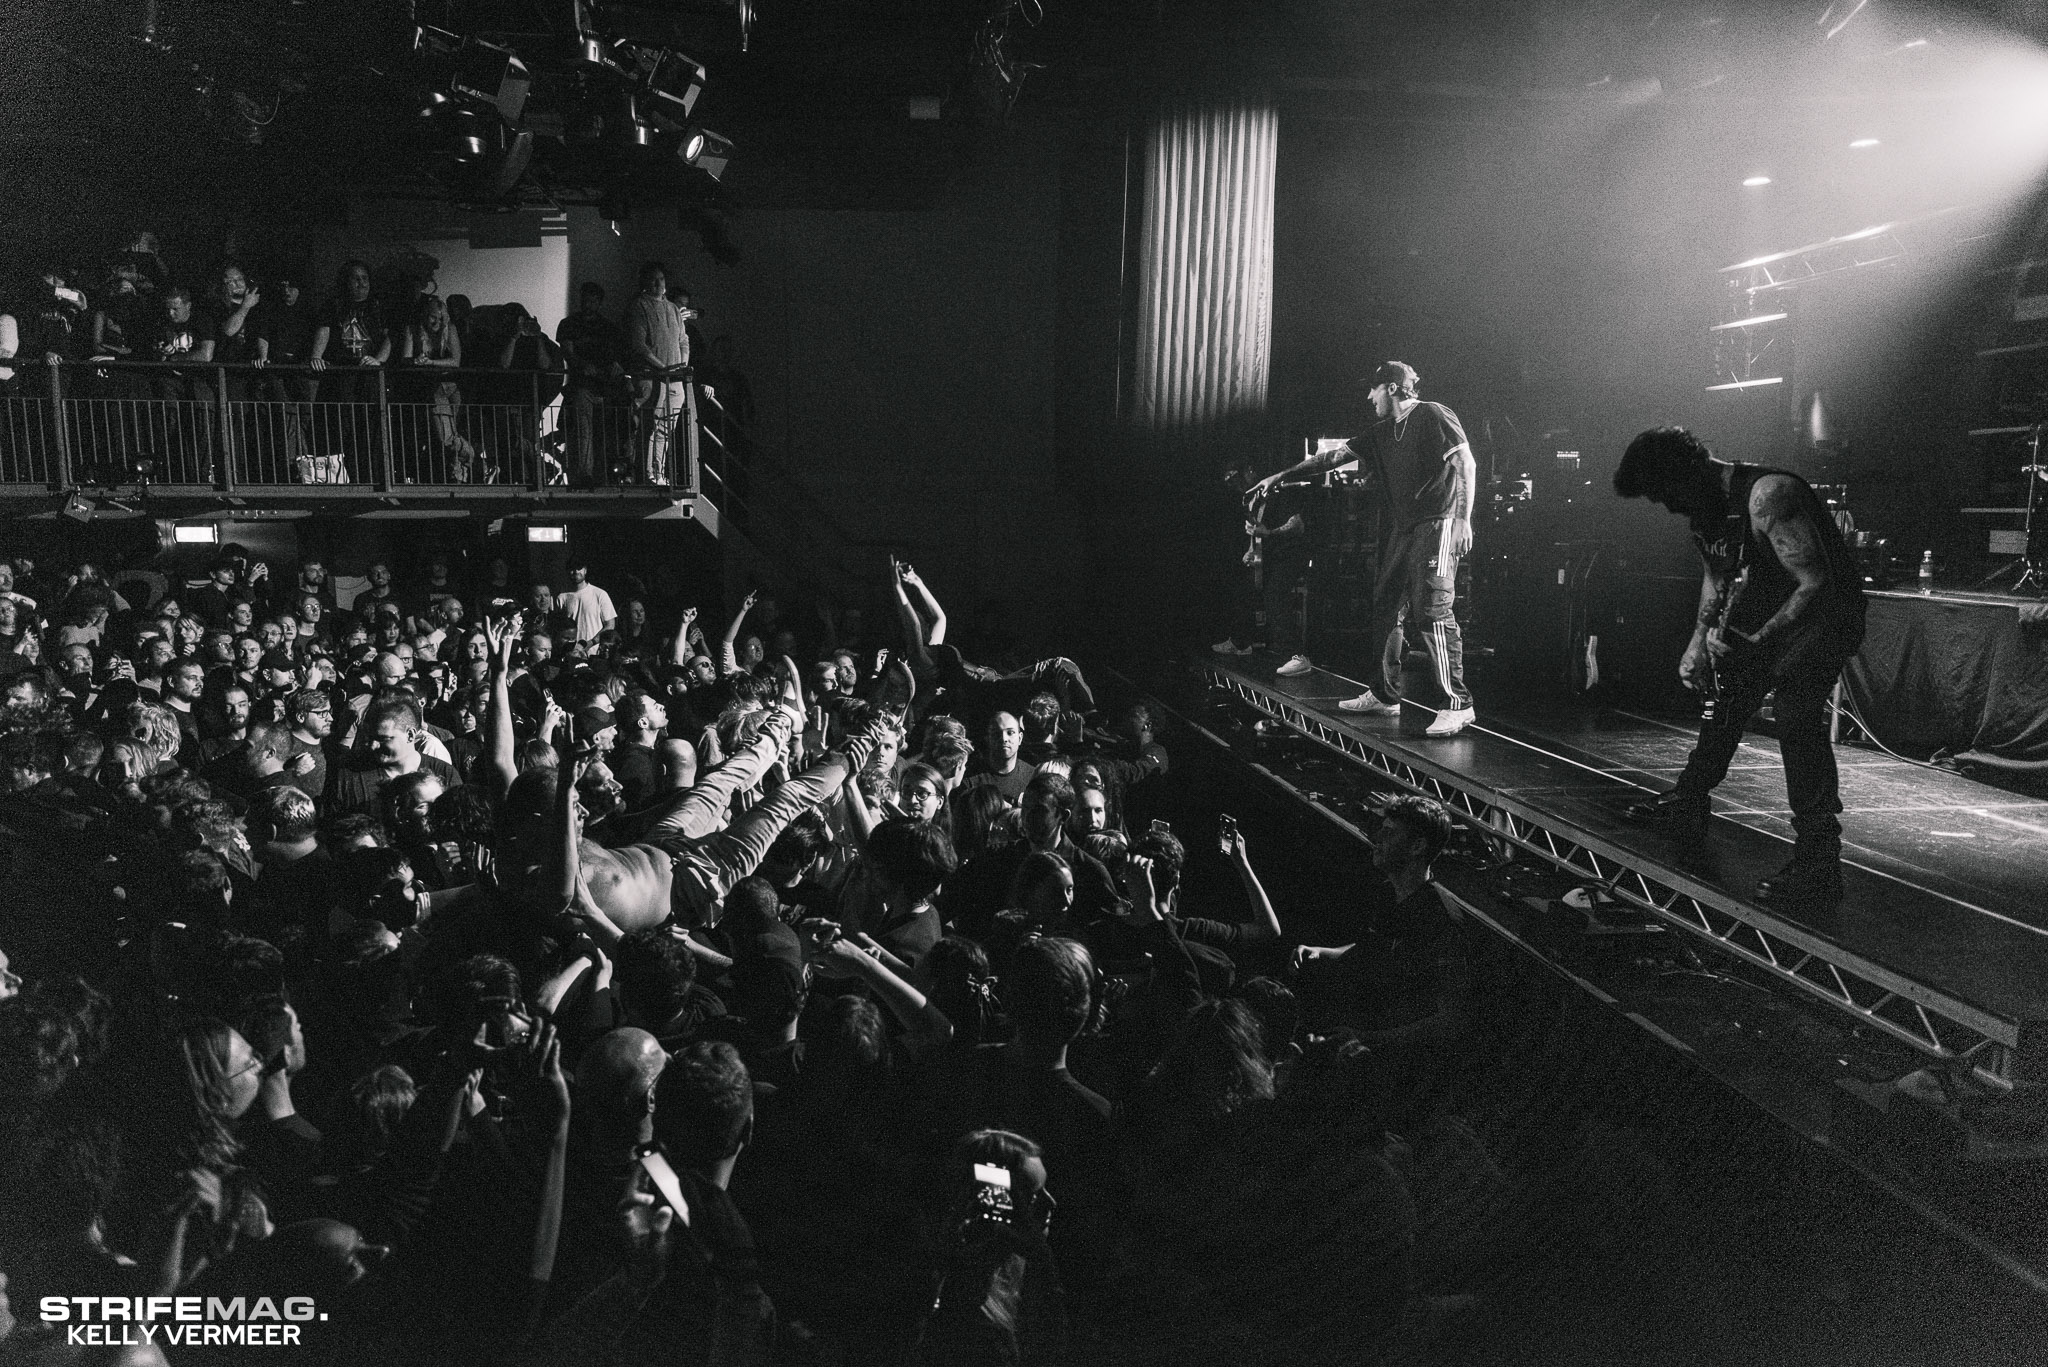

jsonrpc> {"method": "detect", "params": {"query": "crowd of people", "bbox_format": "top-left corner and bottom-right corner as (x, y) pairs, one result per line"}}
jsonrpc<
(0, 230), (757, 489)
(0, 535), (1481, 1365)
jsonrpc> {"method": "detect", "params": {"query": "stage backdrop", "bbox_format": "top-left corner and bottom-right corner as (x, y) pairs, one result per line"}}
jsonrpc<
(1132, 100), (1278, 430)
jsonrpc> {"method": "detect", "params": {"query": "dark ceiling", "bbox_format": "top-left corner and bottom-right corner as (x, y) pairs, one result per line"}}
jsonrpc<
(2, 0), (2042, 256)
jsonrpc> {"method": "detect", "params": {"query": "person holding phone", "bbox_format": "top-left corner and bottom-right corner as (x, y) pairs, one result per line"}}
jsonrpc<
(621, 1043), (778, 1361)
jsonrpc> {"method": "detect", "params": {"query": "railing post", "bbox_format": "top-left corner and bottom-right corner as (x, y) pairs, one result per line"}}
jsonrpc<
(215, 366), (235, 492)
(48, 361), (74, 491)
(680, 371), (700, 496)
(376, 367), (396, 490)
(529, 370), (545, 492)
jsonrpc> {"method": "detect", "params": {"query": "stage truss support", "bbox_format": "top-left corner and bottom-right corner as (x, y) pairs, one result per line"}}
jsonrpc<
(1200, 663), (2029, 1089)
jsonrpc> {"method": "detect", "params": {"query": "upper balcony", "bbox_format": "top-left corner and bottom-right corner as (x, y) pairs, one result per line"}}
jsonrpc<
(0, 360), (717, 529)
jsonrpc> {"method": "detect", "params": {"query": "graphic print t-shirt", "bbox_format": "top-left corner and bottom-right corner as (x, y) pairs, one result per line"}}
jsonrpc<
(155, 309), (218, 363)
(322, 301), (387, 365)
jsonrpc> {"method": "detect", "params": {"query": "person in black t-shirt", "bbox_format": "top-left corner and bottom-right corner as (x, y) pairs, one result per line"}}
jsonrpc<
(1253, 361), (1478, 734)
(1292, 795), (1469, 1068)
(558, 281), (627, 486)
(253, 273), (320, 474)
(90, 259), (154, 401)
(150, 286), (220, 473)
(210, 264), (263, 369)
(310, 260), (391, 482)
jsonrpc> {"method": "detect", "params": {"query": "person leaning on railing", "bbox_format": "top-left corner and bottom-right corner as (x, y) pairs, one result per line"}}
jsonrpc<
(401, 294), (478, 483)
(248, 273), (321, 476)
(308, 260), (391, 484)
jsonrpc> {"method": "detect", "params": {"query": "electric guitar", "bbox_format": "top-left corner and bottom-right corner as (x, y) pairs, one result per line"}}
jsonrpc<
(1697, 565), (1748, 722)
(1243, 485), (1268, 585)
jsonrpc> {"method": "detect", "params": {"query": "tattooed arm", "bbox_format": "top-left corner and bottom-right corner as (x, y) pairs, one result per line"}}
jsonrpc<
(1745, 475), (1832, 645)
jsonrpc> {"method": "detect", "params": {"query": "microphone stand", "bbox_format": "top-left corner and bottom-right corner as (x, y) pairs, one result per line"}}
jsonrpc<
(2017, 422), (2046, 594)
(1974, 421), (2048, 594)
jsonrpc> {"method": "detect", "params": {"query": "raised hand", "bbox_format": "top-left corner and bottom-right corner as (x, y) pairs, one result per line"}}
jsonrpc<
(512, 1020), (570, 1130)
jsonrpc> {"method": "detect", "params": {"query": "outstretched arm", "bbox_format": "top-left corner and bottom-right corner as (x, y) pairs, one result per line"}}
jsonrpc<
(890, 557), (927, 654)
(671, 607), (698, 669)
(803, 923), (953, 1055)
(720, 590), (756, 675)
(1226, 827), (1282, 941)
(484, 619), (519, 796)
(898, 562), (947, 647)
(543, 752), (593, 919)
(1253, 444), (1350, 496)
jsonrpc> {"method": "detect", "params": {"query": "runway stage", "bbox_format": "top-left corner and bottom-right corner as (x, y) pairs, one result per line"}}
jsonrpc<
(1190, 651), (2048, 1090)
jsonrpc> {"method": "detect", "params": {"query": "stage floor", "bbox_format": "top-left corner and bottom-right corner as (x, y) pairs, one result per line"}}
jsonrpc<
(1212, 649), (2048, 1042)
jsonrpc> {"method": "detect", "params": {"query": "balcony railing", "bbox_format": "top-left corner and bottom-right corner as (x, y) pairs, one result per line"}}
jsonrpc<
(0, 361), (698, 497)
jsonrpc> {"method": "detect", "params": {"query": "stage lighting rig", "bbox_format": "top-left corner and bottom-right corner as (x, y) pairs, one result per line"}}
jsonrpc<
(594, 0), (753, 57)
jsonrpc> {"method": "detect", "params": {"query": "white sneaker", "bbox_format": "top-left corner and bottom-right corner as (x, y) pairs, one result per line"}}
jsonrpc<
(1424, 706), (1476, 737)
(1339, 692), (1400, 715)
(1275, 655), (1314, 677)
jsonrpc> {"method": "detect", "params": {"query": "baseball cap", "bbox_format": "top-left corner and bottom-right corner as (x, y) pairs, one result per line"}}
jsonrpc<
(574, 704), (616, 741)
(261, 649), (296, 675)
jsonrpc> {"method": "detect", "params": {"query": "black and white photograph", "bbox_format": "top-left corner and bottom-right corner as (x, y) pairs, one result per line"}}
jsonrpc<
(4, 0), (2048, 1362)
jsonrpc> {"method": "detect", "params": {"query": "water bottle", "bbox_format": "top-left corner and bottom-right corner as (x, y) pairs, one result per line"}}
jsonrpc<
(1918, 550), (1935, 595)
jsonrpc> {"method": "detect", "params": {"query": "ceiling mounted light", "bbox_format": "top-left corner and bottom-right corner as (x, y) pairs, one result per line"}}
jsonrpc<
(1743, 175), (1772, 187)
(1849, 137), (1880, 148)
(450, 38), (531, 124)
(680, 127), (733, 181)
(639, 49), (707, 128)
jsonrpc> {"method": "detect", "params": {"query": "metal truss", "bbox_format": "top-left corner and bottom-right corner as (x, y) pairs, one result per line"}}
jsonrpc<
(1202, 664), (2026, 1087)
(1727, 229), (1906, 296)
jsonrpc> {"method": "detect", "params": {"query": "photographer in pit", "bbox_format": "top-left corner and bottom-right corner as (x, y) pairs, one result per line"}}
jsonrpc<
(911, 1128), (1068, 1366)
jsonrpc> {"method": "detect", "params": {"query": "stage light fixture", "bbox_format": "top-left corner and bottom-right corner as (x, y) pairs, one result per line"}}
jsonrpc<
(680, 127), (733, 181)
(617, 96), (662, 148)
(1742, 175), (1772, 187)
(451, 38), (532, 124)
(62, 494), (95, 524)
(640, 49), (707, 127)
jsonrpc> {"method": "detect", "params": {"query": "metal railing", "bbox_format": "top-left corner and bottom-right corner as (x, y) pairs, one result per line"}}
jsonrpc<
(0, 360), (698, 496)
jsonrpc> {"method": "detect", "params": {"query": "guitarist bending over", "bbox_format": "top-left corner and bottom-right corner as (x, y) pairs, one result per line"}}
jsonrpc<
(1615, 426), (1867, 908)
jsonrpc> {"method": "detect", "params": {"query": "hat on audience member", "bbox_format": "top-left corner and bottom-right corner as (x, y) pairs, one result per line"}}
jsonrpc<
(261, 650), (296, 677)
(574, 704), (617, 742)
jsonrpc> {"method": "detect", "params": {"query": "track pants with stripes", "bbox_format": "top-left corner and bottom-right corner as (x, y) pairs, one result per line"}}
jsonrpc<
(1370, 516), (1472, 712)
